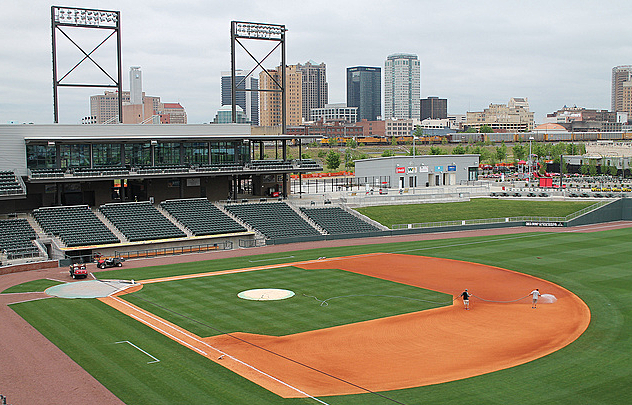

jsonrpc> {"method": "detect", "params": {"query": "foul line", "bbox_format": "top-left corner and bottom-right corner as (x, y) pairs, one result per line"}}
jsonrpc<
(114, 340), (160, 364)
(109, 296), (330, 404)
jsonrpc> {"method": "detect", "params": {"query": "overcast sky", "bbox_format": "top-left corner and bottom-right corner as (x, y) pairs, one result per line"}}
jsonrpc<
(2, 0), (632, 125)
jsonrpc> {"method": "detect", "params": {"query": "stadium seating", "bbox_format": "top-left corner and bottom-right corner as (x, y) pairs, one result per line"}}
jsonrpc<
(33, 205), (120, 248)
(300, 207), (382, 235)
(160, 198), (246, 236)
(0, 218), (39, 259)
(0, 170), (26, 196)
(225, 202), (321, 239)
(99, 201), (186, 242)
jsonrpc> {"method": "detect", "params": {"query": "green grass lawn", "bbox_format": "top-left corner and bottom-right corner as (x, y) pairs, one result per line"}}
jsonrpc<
(10, 227), (632, 404)
(2, 278), (62, 294)
(124, 267), (449, 337)
(355, 199), (596, 228)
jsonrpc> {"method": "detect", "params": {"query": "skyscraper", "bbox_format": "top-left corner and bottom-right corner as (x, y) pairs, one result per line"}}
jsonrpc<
(612, 65), (632, 113)
(384, 53), (420, 120)
(420, 96), (447, 121)
(346, 66), (381, 121)
(221, 70), (259, 125)
(130, 66), (142, 105)
(296, 61), (328, 122)
(259, 65), (302, 127)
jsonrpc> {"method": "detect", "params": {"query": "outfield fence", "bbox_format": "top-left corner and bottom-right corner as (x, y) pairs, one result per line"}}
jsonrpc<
(391, 201), (610, 230)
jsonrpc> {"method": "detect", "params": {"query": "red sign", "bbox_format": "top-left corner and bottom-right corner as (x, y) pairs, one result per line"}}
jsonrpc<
(396, 167), (405, 173)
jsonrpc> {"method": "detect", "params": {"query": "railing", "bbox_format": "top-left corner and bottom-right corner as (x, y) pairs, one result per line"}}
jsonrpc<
(239, 238), (266, 248)
(392, 200), (611, 230)
(115, 241), (232, 260)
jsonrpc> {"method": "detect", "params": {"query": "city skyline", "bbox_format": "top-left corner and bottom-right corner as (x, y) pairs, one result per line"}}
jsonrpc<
(2, 0), (632, 125)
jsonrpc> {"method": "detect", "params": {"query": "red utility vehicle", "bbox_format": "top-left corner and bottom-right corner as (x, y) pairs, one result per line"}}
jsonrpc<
(69, 263), (88, 279)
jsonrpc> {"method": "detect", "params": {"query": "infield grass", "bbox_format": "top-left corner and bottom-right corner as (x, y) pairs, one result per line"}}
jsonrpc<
(10, 227), (632, 405)
(354, 198), (595, 228)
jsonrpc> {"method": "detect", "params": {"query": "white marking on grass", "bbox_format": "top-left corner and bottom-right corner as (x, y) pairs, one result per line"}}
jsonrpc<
(114, 340), (160, 364)
(248, 255), (295, 263)
(7, 296), (51, 304)
(111, 296), (330, 404)
(127, 313), (208, 356)
(47, 278), (67, 283)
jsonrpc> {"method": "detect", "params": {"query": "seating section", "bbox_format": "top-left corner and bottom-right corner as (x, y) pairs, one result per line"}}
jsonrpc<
(33, 205), (120, 248)
(160, 199), (246, 236)
(301, 207), (382, 235)
(0, 170), (26, 195)
(0, 219), (39, 258)
(225, 202), (321, 239)
(100, 202), (186, 242)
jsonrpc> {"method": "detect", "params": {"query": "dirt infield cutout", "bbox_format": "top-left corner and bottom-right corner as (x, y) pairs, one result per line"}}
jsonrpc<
(100, 253), (591, 398)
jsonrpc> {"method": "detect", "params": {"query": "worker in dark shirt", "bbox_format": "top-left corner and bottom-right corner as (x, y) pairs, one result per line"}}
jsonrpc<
(458, 289), (471, 310)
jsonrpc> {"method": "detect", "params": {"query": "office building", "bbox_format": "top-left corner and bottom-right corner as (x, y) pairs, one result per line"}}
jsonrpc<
(259, 65), (302, 127)
(384, 53), (420, 120)
(612, 65), (632, 113)
(420, 96), (447, 120)
(465, 98), (534, 132)
(221, 70), (259, 125)
(90, 91), (186, 125)
(296, 61), (328, 122)
(346, 66), (381, 121)
(130, 67), (142, 105)
(310, 103), (357, 123)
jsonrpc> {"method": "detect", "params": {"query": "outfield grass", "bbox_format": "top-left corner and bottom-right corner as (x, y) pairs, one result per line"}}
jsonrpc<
(355, 199), (595, 228)
(10, 228), (632, 405)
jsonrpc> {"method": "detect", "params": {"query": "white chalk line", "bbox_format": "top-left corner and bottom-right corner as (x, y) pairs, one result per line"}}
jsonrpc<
(110, 296), (329, 404)
(114, 340), (160, 364)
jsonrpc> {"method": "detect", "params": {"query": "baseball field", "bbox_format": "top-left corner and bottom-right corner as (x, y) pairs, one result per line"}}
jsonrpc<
(3, 223), (632, 404)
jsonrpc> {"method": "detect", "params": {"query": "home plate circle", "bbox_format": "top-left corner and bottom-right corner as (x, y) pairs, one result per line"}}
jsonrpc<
(238, 288), (295, 301)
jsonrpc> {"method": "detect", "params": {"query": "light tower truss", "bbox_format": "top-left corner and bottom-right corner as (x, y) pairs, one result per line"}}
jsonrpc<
(51, 6), (122, 123)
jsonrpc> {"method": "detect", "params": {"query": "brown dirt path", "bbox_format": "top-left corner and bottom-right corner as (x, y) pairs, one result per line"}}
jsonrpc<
(0, 222), (625, 404)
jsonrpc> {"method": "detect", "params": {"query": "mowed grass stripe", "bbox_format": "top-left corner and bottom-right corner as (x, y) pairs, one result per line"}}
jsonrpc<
(125, 266), (449, 337)
(10, 298), (315, 405)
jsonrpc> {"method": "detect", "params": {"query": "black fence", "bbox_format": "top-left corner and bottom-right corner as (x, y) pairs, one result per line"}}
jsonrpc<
(115, 242), (233, 260)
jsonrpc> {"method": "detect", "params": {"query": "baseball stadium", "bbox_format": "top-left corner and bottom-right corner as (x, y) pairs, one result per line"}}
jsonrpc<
(1, 10), (632, 405)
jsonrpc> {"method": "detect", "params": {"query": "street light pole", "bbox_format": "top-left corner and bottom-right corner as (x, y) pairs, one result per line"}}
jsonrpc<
(528, 136), (534, 186)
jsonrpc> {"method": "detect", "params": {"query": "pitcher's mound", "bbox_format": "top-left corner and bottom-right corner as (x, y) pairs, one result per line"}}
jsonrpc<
(238, 288), (295, 301)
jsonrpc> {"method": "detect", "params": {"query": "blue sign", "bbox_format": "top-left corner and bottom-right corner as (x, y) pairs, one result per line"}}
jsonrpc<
(448, 165), (457, 171)
(435, 166), (443, 172)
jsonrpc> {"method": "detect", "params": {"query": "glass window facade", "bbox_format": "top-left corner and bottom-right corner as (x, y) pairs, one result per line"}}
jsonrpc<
(93, 144), (122, 167)
(124, 143), (151, 166)
(183, 142), (209, 165)
(26, 145), (57, 170)
(155, 142), (181, 165)
(60, 144), (90, 168)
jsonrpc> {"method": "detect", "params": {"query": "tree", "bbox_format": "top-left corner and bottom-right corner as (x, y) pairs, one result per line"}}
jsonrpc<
(589, 161), (598, 176)
(480, 125), (494, 133)
(325, 150), (340, 170)
(327, 137), (338, 148)
(346, 138), (358, 149)
(495, 142), (507, 162)
(580, 165), (589, 175)
(391, 136), (398, 146)
(512, 143), (527, 161)
(381, 149), (395, 157)
(609, 165), (618, 176)
(452, 145), (466, 155)
(463, 127), (477, 133)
